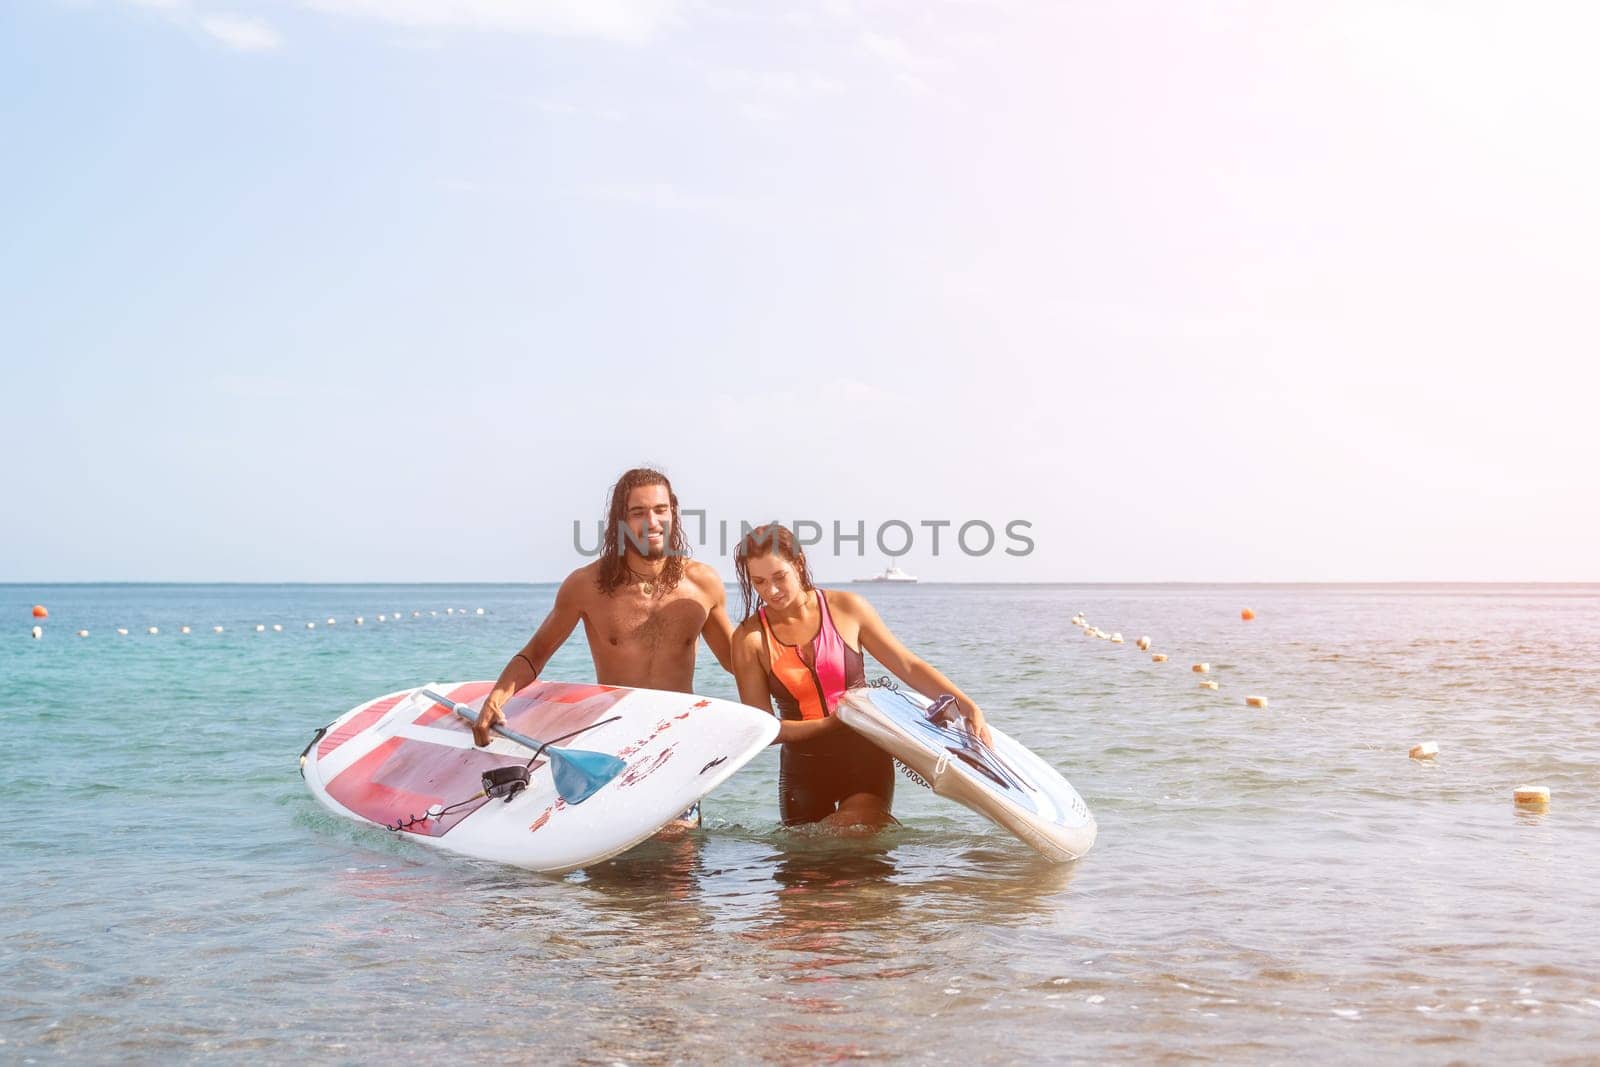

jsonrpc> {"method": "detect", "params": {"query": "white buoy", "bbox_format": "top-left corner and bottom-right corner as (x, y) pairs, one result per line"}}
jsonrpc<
(1513, 785), (1549, 809)
(355, 616), (364, 625)
(180, 626), (191, 634)
(306, 622), (316, 630)
(476, 607), (484, 615)
(430, 610), (437, 616)
(446, 608), (454, 615)
(1192, 663), (1210, 673)
(377, 614), (386, 622)
(148, 626), (159, 635)
(213, 626), (224, 633)
(413, 611), (421, 618)
(272, 624), (283, 632)
(1409, 741), (1438, 760)
(255, 624), (265, 632)
(1152, 653), (1168, 663)
(327, 618), (336, 625)
(1110, 632), (1124, 643)
(1245, 695), (1269, 708)
(1135, 636), (1151, 651)
(77, 629), (89, 638)
(116, 628), (129, 636)
(1200, 680), (1220, 690)
(30, 625), (42, 639)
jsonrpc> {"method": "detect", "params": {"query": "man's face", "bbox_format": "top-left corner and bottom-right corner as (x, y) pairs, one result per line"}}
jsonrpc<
(624, 484), (673, 559)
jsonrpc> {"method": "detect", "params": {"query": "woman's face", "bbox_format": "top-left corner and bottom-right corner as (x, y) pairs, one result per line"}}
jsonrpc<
(745, 553), (804, 609)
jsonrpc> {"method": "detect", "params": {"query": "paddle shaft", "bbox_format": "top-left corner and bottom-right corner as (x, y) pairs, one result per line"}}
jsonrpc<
(457, 707), (549, 754)
(420, 689), (548, 755)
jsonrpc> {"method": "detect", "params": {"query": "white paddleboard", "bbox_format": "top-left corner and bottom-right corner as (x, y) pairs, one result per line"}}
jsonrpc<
(836, 686), (1097, 861)
(302, 680), (778, 874)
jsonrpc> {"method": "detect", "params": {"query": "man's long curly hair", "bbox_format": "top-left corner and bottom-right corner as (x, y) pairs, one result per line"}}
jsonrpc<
(596, 467), (690, 595)
(733, 523), (816, 621)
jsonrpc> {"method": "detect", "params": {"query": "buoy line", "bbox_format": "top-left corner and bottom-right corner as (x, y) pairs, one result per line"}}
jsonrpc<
(27, 608), (492, 641)
(1067, 607), (1395, 756)
(1067, 607), (1560, 792)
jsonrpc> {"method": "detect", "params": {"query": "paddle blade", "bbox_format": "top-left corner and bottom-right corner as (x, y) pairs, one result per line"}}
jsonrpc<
(548, 746), (627, 804)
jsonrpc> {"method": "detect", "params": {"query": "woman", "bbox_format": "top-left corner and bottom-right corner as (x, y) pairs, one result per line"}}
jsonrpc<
(731, 524), (991, 829)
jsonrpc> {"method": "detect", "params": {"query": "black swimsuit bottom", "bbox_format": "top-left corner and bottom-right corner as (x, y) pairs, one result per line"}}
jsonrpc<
(778, 725), (895, 826)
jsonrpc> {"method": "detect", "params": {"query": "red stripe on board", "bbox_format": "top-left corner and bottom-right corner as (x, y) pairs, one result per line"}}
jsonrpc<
(547, 683), (614, 704)
(412, 681), (496, 726)
(501, 684), (631, 740)
(411, 681), (630, 738)
(447, 680), (494, 704)
(324, 737), (440, 831)
(324, 733), (528, 838)
(318, 693), (406, 759)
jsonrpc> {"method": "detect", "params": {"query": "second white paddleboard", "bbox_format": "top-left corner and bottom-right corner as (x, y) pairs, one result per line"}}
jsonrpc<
(837, 685), (1097, 861)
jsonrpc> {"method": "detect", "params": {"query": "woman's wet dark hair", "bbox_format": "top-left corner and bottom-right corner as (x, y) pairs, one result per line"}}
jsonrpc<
(734, 523), (816, 621)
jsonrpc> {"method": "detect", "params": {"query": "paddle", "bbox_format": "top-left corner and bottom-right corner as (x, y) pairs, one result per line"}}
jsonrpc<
(420, 689), (627, 805)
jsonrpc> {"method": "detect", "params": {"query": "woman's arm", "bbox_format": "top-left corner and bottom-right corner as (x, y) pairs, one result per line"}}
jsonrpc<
(732, 625), (842, 746)
(846, 592), (993, 744)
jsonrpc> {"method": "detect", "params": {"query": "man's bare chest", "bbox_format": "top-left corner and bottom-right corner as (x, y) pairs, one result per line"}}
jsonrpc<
(584, 590), (708, 650)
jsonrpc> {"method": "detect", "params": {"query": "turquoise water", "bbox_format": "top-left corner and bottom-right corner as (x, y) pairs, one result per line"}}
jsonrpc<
(4, 583), (1599, 1062)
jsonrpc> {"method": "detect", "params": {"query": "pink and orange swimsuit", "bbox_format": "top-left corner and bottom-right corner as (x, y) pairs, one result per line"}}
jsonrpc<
(759, 590), (893, 824)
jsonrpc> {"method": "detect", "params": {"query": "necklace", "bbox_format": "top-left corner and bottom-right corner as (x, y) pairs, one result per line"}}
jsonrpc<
(626, 565), (663, 597)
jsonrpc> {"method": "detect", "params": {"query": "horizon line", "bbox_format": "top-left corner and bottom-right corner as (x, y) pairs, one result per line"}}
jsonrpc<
(6, 579), (1600, 588)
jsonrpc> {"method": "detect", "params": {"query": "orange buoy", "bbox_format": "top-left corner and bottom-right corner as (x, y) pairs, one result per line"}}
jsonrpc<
(1513, 785), (1549, 809)
(32, 605), (48, 618)
(1241, 608), (1256, 621)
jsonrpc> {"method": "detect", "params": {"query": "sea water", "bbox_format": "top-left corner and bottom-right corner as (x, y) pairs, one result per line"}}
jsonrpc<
(3, 583), (1598, 1062)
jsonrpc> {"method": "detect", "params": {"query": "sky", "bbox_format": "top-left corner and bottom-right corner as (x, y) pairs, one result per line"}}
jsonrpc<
(3, 0), (1597, 583)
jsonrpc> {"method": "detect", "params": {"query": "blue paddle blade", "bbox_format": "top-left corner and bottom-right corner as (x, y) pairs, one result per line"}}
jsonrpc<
(547, 745), (627, 804)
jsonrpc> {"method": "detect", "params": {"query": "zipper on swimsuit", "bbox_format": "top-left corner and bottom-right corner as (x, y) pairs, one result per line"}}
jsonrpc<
(804, 656), (829, 719)
(802, 592), (833, 719)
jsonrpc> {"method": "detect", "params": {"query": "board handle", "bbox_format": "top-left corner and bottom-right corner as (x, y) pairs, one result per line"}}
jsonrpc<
(925, 694), (960, 725)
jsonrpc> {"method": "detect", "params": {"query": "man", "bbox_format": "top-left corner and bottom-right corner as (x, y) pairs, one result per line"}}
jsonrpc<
(472, 468), (734, 769)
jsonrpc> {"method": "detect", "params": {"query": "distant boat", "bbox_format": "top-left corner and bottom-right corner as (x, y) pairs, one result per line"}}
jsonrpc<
(852, 562), (919, 584)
